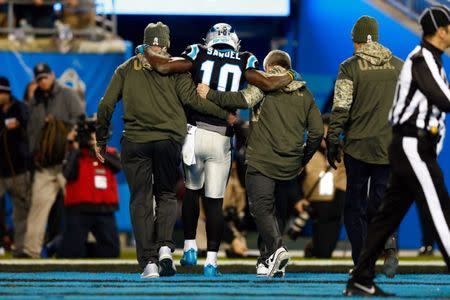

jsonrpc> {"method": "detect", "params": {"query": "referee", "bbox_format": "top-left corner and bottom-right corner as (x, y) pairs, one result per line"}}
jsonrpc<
(344, 5), (450, 296)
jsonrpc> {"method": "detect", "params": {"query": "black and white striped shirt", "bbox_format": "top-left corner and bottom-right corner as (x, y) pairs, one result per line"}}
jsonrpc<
(389, 40), (450, 153)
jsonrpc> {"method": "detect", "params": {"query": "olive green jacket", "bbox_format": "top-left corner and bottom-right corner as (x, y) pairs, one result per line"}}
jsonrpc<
(96, 55), (228, 146)
(327, 42), (403, 164)
(206, 66), (323, 180)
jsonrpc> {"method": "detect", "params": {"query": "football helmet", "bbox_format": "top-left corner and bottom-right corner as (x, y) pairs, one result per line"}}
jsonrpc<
(204, 23), (240, 51)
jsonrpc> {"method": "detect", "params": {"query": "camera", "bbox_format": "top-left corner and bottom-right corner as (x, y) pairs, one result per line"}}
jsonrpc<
(287, 204), (317, 240)
(224, 206), (245, 231)
(75, 115), (96, 148)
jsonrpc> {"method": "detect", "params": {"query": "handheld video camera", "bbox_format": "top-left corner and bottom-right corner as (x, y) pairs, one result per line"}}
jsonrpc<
(75, 115), (96, 149)
(287, 203), (317, 240)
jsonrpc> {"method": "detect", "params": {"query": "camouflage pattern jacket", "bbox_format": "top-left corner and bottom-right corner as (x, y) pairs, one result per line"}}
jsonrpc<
(327, 42), (403, 164)
(206, 66), (324, 180)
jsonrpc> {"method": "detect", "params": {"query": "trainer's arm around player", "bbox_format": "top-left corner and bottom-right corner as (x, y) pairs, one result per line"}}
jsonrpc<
(174, 72), (230, 120)
(197, 83), (264, 109)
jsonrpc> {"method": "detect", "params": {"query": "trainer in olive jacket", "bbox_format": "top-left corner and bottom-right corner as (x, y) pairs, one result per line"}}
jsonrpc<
(95, 22), (229, 279)
(326, 16), (403, 276)
(197, 50), (323, 277)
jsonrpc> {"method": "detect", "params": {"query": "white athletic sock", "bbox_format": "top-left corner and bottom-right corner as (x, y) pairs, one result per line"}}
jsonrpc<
(205, 251), (218, 267)
(159, 246), (172, 259)
(184, 239), (198, 251)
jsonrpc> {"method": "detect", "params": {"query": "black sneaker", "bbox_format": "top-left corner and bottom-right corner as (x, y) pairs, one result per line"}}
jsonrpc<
(159, 257), (176, 277)
(343, 279), (394, 297)
(383, 248), (399, 278)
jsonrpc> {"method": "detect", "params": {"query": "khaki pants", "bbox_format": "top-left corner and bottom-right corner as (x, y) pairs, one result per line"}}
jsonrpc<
(23, 166), (66, 258)
(0, 172), (31, 255)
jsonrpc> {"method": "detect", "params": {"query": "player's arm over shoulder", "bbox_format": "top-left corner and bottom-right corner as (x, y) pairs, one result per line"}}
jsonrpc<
(243, 52), (292, 92)
(143, 47), (193, 75)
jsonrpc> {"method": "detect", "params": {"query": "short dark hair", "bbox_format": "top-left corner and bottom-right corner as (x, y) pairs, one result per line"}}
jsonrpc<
(263, 50), (292, 70)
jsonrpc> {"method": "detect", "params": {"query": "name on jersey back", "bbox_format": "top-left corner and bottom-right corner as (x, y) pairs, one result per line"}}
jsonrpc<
(206, 48), (241, 60)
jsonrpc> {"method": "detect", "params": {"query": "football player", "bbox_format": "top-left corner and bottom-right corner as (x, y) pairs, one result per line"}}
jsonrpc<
(136, 23), (299, 277)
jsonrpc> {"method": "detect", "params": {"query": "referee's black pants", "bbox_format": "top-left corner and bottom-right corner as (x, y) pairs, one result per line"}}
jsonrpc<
(353, 133), (450, 282)
(121, 138), (181, 269)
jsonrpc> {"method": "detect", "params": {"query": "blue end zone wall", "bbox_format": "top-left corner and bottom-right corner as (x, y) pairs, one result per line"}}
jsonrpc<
(297, 0), (450, 248)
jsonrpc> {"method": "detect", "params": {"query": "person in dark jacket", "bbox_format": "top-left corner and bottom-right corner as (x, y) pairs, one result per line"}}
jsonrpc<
(290, 114), (346, 259)
(95, 22), (231, 279)
(0, 76), (31, 257)
(344, 6), (450, 297)
(23, 63), (84, 258)
(197, 50), (323, 277)
(326, 16), (404, 277)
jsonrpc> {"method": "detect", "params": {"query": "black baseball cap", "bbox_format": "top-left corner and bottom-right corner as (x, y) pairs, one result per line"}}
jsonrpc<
(0, 76), (11, 93)
(34, 63), (53, 80)
(419, 5), (450, 36)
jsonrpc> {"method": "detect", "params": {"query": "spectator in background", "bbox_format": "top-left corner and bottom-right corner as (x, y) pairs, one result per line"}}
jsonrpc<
(0, 76), (31, 257)
(0, 0), (7, 29)
(23, 80), (38, 104)
(62, 0), (95, 30)
(54, 116), (120, 258)
(0, 195), (5, 255)
(14, 0), (55, 29)
(223, 161), (248, 257)
(289, 114), (346, 258)
(417, 209), (436, 256)
(22, 63), (83, 258)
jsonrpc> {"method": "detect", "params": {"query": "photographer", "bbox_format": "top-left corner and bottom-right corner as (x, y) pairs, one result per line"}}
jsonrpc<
(288, 114), (346, 258)
(222, 161), (248, 257)
(56, 116), (120, 258)
(23, 62), (83, 258)
(0, 76), (31, 257)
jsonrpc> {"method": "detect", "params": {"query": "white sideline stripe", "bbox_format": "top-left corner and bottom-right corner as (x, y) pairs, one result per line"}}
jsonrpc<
(0, 259), (445, 267)
(403, 137), (450, 256)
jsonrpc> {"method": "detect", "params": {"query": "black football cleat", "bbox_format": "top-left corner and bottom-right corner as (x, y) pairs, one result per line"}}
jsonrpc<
(343, 279), (395, 297)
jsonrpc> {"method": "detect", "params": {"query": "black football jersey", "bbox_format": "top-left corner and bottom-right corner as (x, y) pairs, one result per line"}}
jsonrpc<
(181, 44), (258, 130)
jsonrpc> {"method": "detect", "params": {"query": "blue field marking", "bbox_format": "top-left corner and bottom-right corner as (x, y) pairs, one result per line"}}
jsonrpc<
(0, 273), (449, 299)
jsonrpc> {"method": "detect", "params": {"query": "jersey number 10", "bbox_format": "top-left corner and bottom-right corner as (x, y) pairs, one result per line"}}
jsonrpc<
(200, 61), (242, 92)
